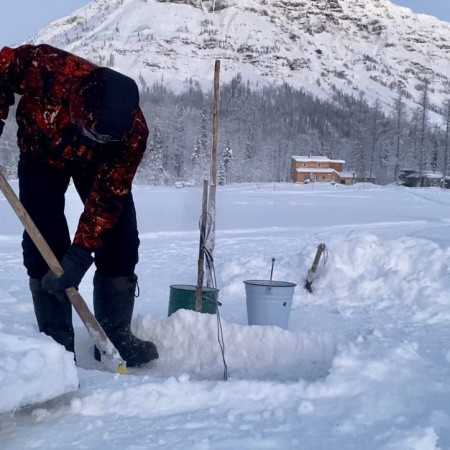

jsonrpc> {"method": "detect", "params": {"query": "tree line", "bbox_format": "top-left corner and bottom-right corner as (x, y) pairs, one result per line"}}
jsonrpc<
(1, 74), (449, 186)
(137, 74), (450, 186)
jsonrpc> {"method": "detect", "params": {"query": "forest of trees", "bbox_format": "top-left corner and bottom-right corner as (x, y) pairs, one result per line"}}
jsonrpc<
(1, 73), (449, 186)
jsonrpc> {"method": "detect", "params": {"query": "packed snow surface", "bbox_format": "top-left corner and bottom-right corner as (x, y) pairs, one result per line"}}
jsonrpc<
(2, 181), (450, 449)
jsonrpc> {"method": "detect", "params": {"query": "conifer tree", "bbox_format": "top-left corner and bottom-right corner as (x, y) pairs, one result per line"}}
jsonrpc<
(352, 92), (367, 180)
(218, 161), (226, 186)
(245, 126), (256, 160)
(393, 92), (404, 181)
(369, 99), (381, 180)
(173, 104), (185, 178)
(142, 124), (170, 185)
(218, 140), (234, 185)
(431, 138), (438, 173)
(443, 99), (450, 179)
(191, 106), (209, 183)
(418, 78), (429, 185)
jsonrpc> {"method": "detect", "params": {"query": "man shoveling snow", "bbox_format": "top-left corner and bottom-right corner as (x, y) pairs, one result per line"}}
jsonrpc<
(0, 44), (158, 367)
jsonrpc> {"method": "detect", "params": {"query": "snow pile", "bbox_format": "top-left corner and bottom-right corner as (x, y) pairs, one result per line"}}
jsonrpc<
(314, 234), (450, 310)
(137, 309), (336, 381)
(0, 283), (78, 415)
(0, 330), (78, 414)
(216, 231), (450, 321)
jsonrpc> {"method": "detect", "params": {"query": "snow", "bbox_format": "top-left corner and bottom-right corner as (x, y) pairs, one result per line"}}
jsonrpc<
(2, 181), (450, 448)
(296, 168), (339, 174)
(293, 155), (346, 163)
(0, 329), (78, 415)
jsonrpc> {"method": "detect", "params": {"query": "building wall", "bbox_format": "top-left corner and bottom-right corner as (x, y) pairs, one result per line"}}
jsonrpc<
(329, 162), (344, 172)
(291, 160), (344, 172)
(340, 177), (355, 185)
(301, 161), (329, 169)
(294, 171), (339, 183)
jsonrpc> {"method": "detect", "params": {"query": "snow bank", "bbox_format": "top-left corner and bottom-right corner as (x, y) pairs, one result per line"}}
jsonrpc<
(0, 330), (78, 414)
(314, 234), (450, 314)
(136, 309), (336, 381)
(217, 231), (450, 320)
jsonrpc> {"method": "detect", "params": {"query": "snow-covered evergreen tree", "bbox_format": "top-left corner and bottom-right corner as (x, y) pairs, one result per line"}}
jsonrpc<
(369, 99), (381, 181)
(190, 105), (210, 183)
(418, 78), (430, 183)
(218, 140), (234, 185)
(173, 104), (185, 179)
(218, 161), (226, 186)
(444, 99), (450, 178)
(245, 126), (256, 161)
(139, 124), (171, 185)
(393, 93), (405, 182)
(431, 138), (438, 173)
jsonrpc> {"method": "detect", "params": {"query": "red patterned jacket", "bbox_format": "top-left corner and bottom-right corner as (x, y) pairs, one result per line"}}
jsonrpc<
(0, 44), (149, 250)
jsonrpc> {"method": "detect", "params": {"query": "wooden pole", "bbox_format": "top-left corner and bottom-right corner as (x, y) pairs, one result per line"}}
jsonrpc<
(195, 178), (209, 312)
(0, 169), (127, 373)
(205, 59), (220, 287)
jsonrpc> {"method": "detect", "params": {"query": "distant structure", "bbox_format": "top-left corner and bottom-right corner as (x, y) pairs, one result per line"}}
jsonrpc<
(290, 155), (350, 184)
(399, 169), (449, 188)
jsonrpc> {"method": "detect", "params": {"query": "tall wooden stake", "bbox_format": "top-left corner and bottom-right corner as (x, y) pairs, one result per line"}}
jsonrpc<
(205, 60), (220, 287)
(196, 178), (209, 312)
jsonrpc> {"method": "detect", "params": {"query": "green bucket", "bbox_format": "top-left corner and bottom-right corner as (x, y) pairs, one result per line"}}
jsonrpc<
(168, 285), (219, 316)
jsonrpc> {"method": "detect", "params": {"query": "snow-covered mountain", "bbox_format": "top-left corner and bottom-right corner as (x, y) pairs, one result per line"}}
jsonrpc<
(29, 0), (450, 115)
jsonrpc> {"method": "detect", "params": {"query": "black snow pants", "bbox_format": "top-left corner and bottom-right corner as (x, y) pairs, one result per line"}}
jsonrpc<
(18, 153), (140, 279)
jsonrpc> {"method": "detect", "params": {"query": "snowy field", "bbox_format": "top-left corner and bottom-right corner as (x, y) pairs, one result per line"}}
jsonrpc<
(2, 181), (450, 449)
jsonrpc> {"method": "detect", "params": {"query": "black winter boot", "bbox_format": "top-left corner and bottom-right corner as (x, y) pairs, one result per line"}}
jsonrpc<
(93, 272), (158, 367)
(30, 278), (75, 353)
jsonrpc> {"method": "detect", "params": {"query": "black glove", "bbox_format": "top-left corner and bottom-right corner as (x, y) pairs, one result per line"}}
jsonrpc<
(0, 120), (4, 137)
(42, 244), (94, 301)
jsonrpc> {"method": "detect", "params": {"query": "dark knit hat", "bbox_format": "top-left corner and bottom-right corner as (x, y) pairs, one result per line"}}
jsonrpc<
(71, 67), (139, 142)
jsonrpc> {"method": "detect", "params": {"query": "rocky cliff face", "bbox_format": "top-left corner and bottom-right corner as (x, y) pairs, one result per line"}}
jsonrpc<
(30, 0), (450, 117)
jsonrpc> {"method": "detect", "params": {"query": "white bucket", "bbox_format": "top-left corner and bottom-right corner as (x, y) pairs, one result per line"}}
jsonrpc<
(244, 280), (296, 329)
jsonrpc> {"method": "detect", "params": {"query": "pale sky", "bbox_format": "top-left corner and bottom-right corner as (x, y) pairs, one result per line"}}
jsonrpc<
(0, 0), (449, 47)
(0, 0), (92, 46)
(392, 0), (450, 22)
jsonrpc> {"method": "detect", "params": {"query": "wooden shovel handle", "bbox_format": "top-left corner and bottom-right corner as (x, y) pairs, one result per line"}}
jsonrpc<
(310, 243), (326, 274)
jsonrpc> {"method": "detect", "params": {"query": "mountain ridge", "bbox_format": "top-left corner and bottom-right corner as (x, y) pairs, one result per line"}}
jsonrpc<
(25, 0), (450, 119)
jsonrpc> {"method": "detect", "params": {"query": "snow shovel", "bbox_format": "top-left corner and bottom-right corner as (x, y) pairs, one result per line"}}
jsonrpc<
(0, 169), (128, 375)
(304, 243), (326, 293)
